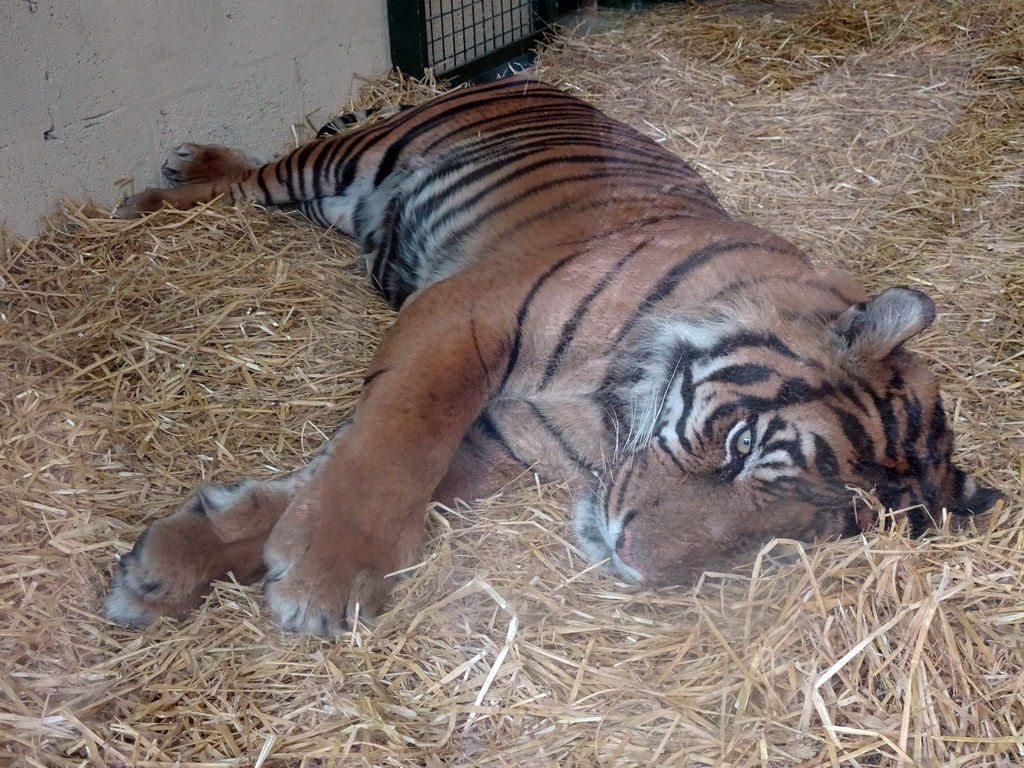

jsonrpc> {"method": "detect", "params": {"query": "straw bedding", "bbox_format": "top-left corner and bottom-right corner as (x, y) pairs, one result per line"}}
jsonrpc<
(2, 0), (1022, 765)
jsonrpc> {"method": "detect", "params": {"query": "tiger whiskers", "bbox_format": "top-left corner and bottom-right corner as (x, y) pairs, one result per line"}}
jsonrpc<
(626, 392), (660, 452)
(603, 423), (620, 476)
(623, 355), (679, 454)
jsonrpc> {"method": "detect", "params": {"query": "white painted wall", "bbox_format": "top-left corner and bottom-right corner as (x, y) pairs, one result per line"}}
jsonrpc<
(1, 0), (390, 236)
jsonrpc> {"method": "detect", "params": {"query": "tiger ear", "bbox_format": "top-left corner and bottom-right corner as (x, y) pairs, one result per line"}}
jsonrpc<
(829, 286), (936, 360)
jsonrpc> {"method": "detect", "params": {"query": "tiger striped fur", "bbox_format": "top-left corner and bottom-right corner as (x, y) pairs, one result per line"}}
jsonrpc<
(107, 76), (998, 635)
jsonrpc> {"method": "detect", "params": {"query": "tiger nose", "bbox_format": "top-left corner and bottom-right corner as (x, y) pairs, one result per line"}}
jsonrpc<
(615, 509), (643, 573)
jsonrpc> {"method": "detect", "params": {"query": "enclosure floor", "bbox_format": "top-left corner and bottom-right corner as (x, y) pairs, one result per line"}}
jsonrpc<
(2, 1), (1022, 765)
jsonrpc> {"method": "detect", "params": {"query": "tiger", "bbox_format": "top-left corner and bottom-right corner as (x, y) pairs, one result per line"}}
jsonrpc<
(105, 76), (999, 635)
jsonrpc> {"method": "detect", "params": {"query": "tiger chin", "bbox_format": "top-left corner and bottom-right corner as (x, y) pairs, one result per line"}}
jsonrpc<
(105, 76), (999, 635)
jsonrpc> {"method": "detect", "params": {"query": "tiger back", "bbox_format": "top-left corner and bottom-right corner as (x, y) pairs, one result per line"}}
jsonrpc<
(107, 76), (998, 635)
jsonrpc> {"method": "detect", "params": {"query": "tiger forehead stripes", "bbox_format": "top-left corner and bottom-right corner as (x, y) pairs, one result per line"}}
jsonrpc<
(107, 76), (998, 635)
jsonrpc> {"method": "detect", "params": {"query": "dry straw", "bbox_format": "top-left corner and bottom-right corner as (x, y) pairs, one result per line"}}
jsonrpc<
(2, 0), (1023, 765)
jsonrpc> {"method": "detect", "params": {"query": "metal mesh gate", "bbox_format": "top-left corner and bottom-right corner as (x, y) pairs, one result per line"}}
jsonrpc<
(388, 0), (569, 81)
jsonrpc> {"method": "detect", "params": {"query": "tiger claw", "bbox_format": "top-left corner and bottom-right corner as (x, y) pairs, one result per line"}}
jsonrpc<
(161, 166), (186, 185)
(114, 188), (175, 218)
(104, 544), (205, 628)
(265, 578), (383, 635)
(263, 536), (397, 636)
(162, 144), (198, 185)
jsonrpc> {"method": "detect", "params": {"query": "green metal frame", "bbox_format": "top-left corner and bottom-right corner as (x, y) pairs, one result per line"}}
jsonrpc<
(387, 0), (429, 78)
(387, 0), (572, 82)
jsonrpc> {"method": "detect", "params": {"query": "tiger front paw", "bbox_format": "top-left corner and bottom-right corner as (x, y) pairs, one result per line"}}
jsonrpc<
(262, 491), (427, 635)
(104, 482), (280, 628)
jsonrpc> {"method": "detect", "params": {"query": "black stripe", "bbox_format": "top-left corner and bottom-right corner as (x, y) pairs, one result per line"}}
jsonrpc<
(775, 376), (816, 404)
(370, 196), (404, 305)
(372, 81), (573, 186)
(499, 250), (586, 391)
(657, 434), (688, 473)
(918, 476), (939, 512)
(614, 241), (783, 346)
(759, 414), (788, 446)
(128, 526), (151, 557)
(763, 436), (807, 471)
(700, 401), (743, 440)
(294, 142), (321, 199)
(475, 412), (531, 471)
(256, 166), (272, 203)
(283, 153), (299, 200)
(700, 363), (775, 387)
(413, 147), (693, 235)
(434, 172), (716, 260)
(418, 102), (606, 158)
(441, 115), (680, 170)
(415, 129), (690, 195)
(706, 331), (802, 363)
(836, 409), (876, 464)
(875, 394), (901, 463)
(835, 380), (870, 414)
(415, 89), (601, 158)
(428, 161), (706, 244)
(951, 467), (966, 501)
(525, 401), (597, 474)
(925, 399), (948, 464)
(903, 394), (923, 447)
(611, 460), (638, 519)
(813, 433), (841, 477)
(470, 314), (489, 381)
(328, 121), (398, 194)
(592, 388), (630, 441)
(672, 351), (700, 453)
(540, 241), (649, 389)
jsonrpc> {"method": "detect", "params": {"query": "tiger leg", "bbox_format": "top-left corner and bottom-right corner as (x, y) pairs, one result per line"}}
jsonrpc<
(261, 275), (517, 634)
(117, 140), (279, 218)
(115, 126), (372, 219)
(433, 424), (531, 508)
(117, 141), (355, 232)
(104, 459), (322, 628)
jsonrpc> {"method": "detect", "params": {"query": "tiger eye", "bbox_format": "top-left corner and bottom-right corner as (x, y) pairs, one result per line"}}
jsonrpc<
(735, 428), (753, 456)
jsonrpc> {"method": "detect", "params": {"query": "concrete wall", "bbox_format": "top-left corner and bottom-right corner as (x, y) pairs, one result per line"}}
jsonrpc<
(2, 0), (390, 237)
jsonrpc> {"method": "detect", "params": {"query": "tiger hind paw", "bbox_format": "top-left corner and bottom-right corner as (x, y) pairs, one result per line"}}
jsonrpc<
(162, 143), (265, 186)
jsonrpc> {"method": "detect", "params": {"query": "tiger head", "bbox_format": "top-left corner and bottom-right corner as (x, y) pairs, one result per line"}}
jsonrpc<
(577, 282), (1000, 586)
